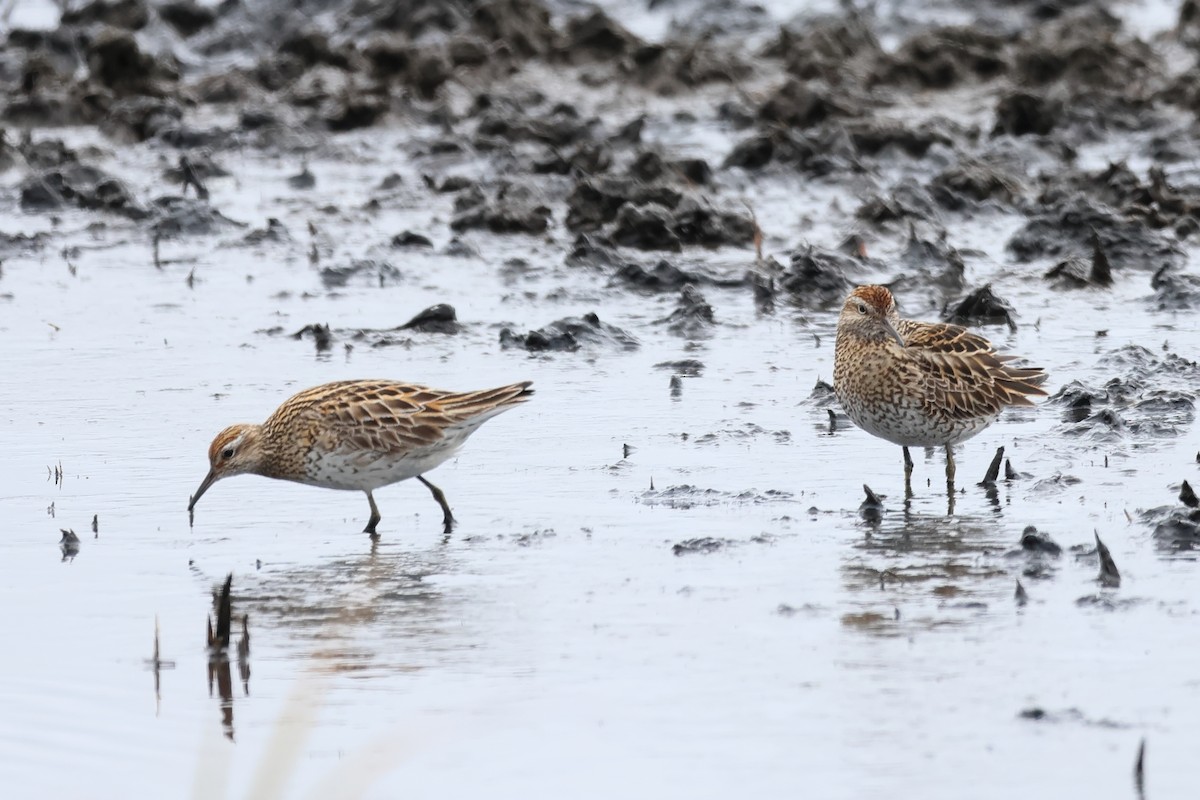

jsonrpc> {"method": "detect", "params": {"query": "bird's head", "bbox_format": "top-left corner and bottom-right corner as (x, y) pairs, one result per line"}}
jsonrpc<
(838, 285), (905, 347)
(188, 424), (264, 511)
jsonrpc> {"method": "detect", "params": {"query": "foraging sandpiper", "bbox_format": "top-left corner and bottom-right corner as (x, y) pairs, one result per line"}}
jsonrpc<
(189, 379), (533, 535)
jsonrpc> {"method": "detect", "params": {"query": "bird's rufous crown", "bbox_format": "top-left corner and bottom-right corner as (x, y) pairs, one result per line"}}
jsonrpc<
(207, 426), (246, 463)
(850, 285), (895, 314)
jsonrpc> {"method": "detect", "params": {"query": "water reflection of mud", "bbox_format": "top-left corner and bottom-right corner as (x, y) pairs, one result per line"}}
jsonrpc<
(207, 642), (252, 742)
(208, 658), (235, 741)
(204, 575), (253, 740)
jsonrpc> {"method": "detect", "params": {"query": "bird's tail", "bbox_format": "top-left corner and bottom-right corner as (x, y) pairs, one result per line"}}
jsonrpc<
(439, 381), (534, 424)
(997, 366), (1048, 406)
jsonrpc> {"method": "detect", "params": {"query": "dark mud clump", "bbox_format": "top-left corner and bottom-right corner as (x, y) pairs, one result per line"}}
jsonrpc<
(566, 178), (681, 233)
(780, 245), (863, 310)
(1019, 526), (1063, 556)
(616, 259), (745, 291)
(397, 303), (461, 334)
(241, 218), (293, 246)
(612, 203), (681, 251)
(1015, 547), (1058, 584)
(854, 180), (941, 228)
(859, 485), (884, 524)
(59, 528), (81, 561)
(723, 125), (862, 175)
(276, 305), (461, 350)
(1148, 506), (1200, 552)
(944, 285), (1018, 330)
(318, 258), (400, 288)
(292, 323), (333, 352)
(643, 485), (792, 509)
(0, 0), (1190, 306)
(892, 228), (966, 295)
(1150, 264), (1200, 310)
(653, 359), (704, 377)
(391, 230), (434, 249)
(20, 162), (145, 218)
(500, 313), (639, 352)
(564, 169), (753, 251)
(807, 379), (838, 408)
(1008, 193), (1183, 273)
(350, 306), (466, 345)
(152, 196), (244, 236)
(1093, 533), (1121, 588)
(1051, 345), (1199, 440)
(1139, 481), (1200, 553)
(451, 183), (551, 234)
(1044, 234), (1112, 289)
(672, 537), (729, 556)
(656, 285), (715, 337)
(691, 423), (791, 446)
(993, 91), (1057, 137)
(929, 158), (1022, 210)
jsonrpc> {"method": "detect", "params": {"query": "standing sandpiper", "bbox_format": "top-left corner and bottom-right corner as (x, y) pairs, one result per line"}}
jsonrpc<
(189, 379), (533, 536)
(833, 285), (1046, 491)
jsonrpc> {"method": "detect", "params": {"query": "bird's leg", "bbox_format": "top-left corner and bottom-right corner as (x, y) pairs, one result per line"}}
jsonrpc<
(364, 490), (381, 537)
(417, 476), (455, 533)
(902, 446), (914, 497)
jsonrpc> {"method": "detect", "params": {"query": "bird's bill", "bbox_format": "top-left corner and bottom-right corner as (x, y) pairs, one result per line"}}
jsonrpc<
(188, 470), (217, 511)
(882, 318), (906, 348)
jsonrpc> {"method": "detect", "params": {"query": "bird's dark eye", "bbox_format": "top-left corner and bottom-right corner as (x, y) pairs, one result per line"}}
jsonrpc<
(857, 303), (868, 315)
(221, 448), (234, 459)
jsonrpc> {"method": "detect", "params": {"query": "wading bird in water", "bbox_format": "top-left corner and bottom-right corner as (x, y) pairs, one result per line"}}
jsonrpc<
(833, 285), (1046, 493)
(189, 380), (534, 536)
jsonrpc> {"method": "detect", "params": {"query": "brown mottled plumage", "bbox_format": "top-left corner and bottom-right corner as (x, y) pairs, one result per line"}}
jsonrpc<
(833, 285), (1045, 487)
(189, 379), (534, 535)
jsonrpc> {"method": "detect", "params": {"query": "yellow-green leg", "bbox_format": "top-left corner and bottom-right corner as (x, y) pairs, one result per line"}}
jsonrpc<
(418, 476), (455, 533)
(364, 491), (381, 536)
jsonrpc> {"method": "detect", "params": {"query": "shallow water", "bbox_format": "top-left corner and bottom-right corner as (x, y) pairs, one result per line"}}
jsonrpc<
(3, 4), (1200, 798)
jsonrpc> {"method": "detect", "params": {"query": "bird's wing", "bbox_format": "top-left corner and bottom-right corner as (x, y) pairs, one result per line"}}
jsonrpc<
(898, 322), (1048, 420)
(284, 380), (532, 456)
(896, 319), (995, 355)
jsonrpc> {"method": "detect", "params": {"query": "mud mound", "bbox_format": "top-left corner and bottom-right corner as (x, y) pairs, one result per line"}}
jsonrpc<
(1051, 345), (1199, 440)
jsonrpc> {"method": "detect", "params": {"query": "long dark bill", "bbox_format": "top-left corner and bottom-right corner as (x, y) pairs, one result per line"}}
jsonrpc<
(188, 470), (217, 511)
(882, 318), (906, 348)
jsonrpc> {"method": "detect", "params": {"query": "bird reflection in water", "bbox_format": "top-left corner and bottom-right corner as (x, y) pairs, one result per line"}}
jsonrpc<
(206, 574), (251, 741)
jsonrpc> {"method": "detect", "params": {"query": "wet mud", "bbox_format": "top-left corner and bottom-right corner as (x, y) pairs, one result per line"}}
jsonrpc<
(3, 0), (1200, 797)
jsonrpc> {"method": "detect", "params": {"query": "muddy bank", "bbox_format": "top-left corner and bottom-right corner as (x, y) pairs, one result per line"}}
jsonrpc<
(4, 1), (1198, 323)
(4, 1), (1200, 798)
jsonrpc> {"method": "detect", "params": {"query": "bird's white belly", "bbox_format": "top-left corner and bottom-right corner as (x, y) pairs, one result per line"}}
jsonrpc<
(301, 443), (462, 491)
(839, 392), (996, 448)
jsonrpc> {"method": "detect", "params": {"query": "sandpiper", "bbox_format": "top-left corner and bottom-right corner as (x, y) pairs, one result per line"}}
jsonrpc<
(833, 285), (1045, 488)
(189, 379), (533, 535)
